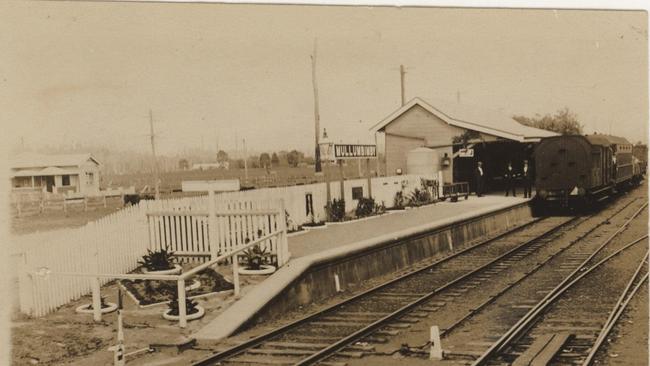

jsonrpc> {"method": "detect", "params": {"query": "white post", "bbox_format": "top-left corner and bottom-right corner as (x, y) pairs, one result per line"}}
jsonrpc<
(232, 257), (240, 297)
(177, 279), (187, 328)
(91, 277), (102, 322)
(278, 199), (289, 265)
(334, 274), (341, 292)
(429, 325), (443, 360)
(437, 171), (444, 198)
(208, 189), (218, 259)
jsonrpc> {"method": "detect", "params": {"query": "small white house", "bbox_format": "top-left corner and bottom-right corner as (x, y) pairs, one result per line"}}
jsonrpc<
(10, 153), (101, 195)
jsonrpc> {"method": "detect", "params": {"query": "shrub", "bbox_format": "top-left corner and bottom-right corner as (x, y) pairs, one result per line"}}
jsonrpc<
(139, 247), (175, 271)
(407, 187), (432, 207)
(241, 235), (271, 270)
(393, 191), (406, 209)
(167, 296), (200, 316)
(355, 197), (375, 218)
(326, 198), (346, 222)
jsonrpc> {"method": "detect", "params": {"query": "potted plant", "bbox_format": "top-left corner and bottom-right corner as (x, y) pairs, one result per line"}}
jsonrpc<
(139, 246), (182, 275)
(388, 191), (407, 210)
(162, 295), (205, 321)
(75, 295), (118, 314)
(238, 241), (276, 275)
(326, 198), (346, 222)
(303, 213), (326, 228)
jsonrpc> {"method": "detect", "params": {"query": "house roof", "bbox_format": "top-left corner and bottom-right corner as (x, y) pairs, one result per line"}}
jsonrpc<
(370, 97), (558, 142)
(10, 153), (100, 170)
(11, 167), (80, 178)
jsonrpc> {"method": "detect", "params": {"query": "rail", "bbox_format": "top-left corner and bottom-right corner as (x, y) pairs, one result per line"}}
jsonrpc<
(471, 201), (648, 365)
(31, 229), (284, 328)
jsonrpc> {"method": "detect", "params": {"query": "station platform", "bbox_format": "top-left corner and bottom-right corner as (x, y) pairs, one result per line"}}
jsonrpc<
(288, 194), (529, 258)
(194, 194), (531, 342)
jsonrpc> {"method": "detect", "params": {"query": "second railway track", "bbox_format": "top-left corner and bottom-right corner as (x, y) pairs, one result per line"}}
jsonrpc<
(193, 192), (646, 366)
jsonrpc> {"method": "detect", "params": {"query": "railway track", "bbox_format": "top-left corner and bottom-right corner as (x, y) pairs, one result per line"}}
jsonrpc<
(193, 195), (645, 366)
(470, 203), (648, 366)
(193, 215), (582, 366)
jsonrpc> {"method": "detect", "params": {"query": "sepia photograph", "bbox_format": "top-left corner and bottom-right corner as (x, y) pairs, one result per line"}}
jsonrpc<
(1, 0), (649, 365)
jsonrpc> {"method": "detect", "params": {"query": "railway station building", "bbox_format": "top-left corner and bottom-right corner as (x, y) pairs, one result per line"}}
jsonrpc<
(370, 97), (557, 192)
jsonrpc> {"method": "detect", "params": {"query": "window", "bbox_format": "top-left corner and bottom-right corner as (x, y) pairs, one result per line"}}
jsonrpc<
(352, 186), (364, 200)
(62, 175), (70, 186)
(85, 172), (94, 185)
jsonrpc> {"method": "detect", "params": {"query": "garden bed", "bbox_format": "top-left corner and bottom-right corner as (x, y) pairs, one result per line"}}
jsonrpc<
(120, 267), (233, 307)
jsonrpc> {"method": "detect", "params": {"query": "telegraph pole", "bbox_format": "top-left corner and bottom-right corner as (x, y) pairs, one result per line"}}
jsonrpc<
(312, 38), (322, 173)
(243, 138), (248, 183)
(400, 64), (406, 106)
(149, 109), (160, 200)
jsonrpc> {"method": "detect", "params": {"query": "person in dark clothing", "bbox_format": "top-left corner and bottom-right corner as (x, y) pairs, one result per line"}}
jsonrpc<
(504, 161), (516, 197)
(522, 159), (532, 198)
(475, 161), (485, 197)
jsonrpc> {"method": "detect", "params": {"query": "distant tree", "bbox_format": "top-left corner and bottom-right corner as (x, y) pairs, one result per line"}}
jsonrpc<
(234, 159), (245, 169)
(178, 158), (189, 170)
(271, 152), (280, 167)
(513, 108), (583, 135)
(278, 150), (289, 166)
(259, 153), (271, 168)
(217, 150), (229, 163)
(287, 150), (302, 167)
(247, 155), (260, 169)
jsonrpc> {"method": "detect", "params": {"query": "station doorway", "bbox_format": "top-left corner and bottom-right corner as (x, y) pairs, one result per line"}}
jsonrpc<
(453, 141), (535, 193)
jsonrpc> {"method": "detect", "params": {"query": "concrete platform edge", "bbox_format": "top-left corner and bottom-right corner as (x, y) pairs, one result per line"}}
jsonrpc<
(193, 199), (529, 341)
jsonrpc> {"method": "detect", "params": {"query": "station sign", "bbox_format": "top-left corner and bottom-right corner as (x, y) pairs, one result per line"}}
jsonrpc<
(458, 148), (474, 157)
(333, 144), (377, 159)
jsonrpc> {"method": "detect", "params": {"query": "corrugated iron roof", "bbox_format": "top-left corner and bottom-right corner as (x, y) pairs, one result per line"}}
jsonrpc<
(10, 153), (100, 169)
(370, 97), (558, 142)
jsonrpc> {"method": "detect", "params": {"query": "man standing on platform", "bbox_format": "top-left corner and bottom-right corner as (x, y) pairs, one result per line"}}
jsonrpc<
(475, 161), (485, 197)
(522, 160), (532, 198)
(504, 161), (516, 197)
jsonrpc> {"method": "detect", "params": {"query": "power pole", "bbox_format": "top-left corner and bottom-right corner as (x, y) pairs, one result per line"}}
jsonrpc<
(243, 138), (248, 183)
(312, 38), (322, 173)
(149, 109), (160, 200)
(400, 64), (406, 106)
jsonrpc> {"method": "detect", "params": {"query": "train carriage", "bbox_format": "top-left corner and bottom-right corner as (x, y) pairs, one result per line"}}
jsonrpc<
(534, 134), (640, 208)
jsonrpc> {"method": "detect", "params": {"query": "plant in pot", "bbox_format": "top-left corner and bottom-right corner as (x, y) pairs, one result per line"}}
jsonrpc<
(139, 246), (182, 275)
(326, 198), (346, 222)
(390, 191), (406, 210)
(238, 238), (276, 275)
(303, 212), (325, 228)
(75, 295), (118, 314)
(162, 293), (205, 321)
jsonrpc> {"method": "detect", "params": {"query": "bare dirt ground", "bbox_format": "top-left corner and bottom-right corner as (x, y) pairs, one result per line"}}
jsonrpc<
(11, 206), (124, 235)
(10, 264), (266, 366)
(592, 278), (649, 366)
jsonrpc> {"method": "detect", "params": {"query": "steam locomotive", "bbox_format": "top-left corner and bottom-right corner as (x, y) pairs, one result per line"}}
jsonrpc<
(533, 134), (646, 209)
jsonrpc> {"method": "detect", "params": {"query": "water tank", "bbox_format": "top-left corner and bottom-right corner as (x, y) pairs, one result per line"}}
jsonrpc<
(407, 147), (439, 177)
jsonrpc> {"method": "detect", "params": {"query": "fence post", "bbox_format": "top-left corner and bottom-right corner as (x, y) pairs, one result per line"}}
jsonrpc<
(103, 195), (107, 208)
(91, 277), (102, 322)
(208, 189), (218, 259)
(232, 256), (240, 297)
(278, 199), (289, 265)
(177, 279), (187, 328)
(18, 253), (34, 316)
(366, 158), (373, 199)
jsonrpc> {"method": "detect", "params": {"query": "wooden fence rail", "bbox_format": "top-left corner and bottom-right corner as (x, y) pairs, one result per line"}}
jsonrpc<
(14, 174), (423, 317)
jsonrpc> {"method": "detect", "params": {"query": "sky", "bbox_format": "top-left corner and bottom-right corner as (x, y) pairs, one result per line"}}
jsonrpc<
(1, 2), (648, 155)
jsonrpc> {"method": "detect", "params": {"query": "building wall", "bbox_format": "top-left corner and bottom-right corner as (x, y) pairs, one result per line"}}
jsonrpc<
(384, 105), (465, 183)
(385, 133), (424, 176)
(79, 161), (100, 194)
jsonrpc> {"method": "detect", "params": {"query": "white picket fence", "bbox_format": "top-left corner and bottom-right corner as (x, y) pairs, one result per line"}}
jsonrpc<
(146, 199), (287, 265)
(13, 174), (425, 317)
